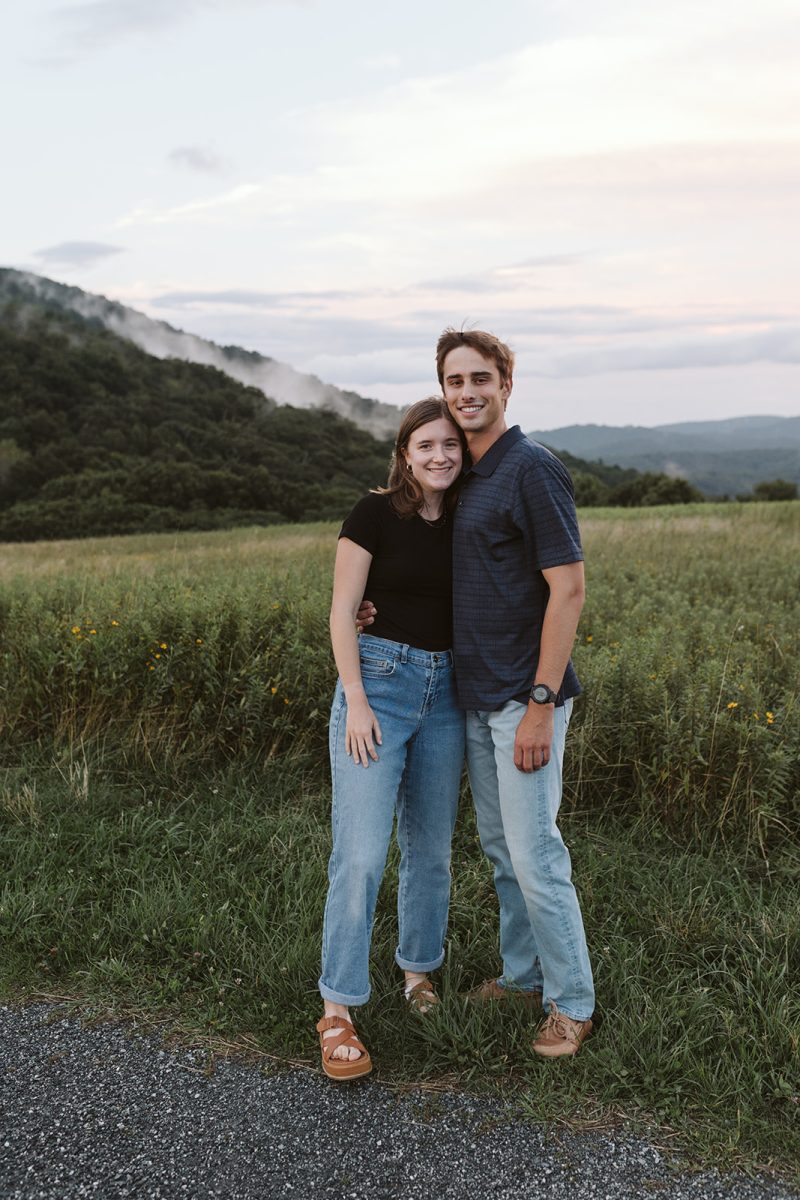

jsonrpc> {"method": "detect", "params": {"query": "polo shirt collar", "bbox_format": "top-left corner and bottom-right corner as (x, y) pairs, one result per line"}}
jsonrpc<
(467, 425), (526, 477)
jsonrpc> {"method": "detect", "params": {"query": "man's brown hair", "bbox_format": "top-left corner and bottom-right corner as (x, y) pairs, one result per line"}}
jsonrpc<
(435, 327), (515, 388)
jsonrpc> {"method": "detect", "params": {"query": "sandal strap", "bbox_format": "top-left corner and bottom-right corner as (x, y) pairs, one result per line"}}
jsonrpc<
(405, 980), (438, 1008)
(406, 980), (436, 998)
(316, 1015), (367, 1062)
(316, 1015), (354, 1034)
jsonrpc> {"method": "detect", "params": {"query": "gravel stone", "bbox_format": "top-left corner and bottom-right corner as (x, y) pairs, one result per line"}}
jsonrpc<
(0, 1003), (796, 1200)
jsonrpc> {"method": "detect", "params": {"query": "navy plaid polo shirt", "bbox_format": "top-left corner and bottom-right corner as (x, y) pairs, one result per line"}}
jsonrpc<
(452, 425), (583, 711)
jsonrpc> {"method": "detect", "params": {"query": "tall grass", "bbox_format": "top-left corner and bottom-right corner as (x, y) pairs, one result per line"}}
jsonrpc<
(0, 505), (797, 847)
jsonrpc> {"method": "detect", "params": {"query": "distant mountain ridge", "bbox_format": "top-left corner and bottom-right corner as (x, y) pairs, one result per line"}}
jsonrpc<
(530, 417), (800, 495)
(0, 268), (403, 439)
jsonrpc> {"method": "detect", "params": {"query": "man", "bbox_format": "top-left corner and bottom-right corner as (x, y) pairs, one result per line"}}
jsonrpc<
(360, 327), (594, 1056)
(437, 327), (594, 1057)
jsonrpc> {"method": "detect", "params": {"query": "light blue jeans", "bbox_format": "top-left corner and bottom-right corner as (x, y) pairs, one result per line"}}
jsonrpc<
(319, 636), (465, 1006)
(466, 698), (595, 1022)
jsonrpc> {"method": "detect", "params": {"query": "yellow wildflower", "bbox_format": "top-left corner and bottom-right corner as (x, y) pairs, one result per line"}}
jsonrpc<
(585, 635), (593, 643)
(284, 698), (290, 705)
(159, 642), (168, 650)
(753, 712), (760, 720)
(726, 702), (738, 710)
(89, 629), (97, 635)
(195, 638), (203, 645)
(71, 626), (80, 634)
(270, 687), (277, 695)
(111, 620), (120, 627)
(154, 653), (161, 659)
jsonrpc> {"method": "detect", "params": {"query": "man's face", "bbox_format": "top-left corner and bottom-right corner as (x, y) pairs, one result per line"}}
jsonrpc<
(441, 345), (511, 439)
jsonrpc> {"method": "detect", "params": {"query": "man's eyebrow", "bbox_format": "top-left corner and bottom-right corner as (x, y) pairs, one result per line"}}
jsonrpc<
(446, 369), (491, 381)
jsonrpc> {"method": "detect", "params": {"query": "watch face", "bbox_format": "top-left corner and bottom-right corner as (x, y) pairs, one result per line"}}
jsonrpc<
(532, 685), (550, 703)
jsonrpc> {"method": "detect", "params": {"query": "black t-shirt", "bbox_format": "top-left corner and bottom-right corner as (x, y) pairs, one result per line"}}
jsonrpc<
(339, 492), (453, 651)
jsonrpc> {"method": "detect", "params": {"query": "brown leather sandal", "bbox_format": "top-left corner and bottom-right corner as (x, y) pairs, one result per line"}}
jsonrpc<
(316, 1015), (373, 1080)
(405, 978), (439, 1014)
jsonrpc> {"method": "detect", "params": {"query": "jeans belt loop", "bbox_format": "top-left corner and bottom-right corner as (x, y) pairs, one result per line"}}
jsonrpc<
(400, 644), (409, 664)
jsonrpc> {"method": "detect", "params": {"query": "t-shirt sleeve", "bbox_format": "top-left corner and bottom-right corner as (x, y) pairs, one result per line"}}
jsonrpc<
(339, 493), (384, 556)
(513, 453), (583, 570)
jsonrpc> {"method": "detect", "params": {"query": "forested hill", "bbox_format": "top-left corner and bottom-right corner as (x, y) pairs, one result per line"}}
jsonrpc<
(0, 301), (395, 541)
(0, 267), (402, 439)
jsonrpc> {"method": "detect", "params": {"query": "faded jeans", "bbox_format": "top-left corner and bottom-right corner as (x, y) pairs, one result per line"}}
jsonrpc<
(466, 698), (595, 1022)
(319, 636), (465, 1006)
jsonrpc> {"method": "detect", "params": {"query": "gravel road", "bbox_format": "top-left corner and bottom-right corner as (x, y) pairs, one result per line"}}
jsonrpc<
(1, 1002), (796, 1200)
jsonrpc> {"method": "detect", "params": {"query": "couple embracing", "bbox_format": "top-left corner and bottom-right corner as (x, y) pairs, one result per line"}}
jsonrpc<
(317, 328), (595, 1078)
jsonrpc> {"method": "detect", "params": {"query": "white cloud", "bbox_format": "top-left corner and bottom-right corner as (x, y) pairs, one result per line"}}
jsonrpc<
(116, 183), (264, 227)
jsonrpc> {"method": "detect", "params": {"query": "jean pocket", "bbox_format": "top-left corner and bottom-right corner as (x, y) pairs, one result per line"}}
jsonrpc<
(360, 655), (396, 678)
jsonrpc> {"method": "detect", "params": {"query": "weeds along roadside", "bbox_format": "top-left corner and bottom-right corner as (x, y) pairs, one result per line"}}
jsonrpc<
(0, 504), (798, 1174)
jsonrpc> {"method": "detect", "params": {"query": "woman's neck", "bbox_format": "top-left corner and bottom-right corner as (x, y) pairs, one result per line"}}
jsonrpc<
(418, 491), (445, 521)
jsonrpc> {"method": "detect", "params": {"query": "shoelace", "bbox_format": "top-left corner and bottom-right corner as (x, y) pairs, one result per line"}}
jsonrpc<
(542, 1003), (579, 1042)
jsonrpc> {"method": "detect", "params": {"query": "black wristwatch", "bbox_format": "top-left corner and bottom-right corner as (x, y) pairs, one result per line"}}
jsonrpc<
(530, 682), (558, 705)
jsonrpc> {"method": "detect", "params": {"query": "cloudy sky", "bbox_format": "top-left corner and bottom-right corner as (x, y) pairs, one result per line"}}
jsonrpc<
(5, 0), (800, 429)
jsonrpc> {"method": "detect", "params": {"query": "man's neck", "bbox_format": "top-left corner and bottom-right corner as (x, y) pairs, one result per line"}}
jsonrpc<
(466, 420), (509, 464)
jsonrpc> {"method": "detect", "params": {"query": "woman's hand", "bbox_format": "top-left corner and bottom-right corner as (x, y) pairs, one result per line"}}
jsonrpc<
(345, 693), (383, 767)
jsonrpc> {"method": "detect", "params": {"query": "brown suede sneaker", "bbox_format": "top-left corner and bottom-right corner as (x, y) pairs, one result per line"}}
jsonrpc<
(532, 1003), (592, 1057)
(465, 978), (543, 1009)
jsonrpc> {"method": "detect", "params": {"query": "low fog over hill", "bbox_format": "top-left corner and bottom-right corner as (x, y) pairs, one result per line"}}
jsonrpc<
(0, 269), (403, 439)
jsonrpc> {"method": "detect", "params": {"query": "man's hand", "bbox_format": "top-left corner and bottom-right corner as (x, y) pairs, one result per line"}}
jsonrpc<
(514, 703), (554, 772)
(355, 599), (376, 632)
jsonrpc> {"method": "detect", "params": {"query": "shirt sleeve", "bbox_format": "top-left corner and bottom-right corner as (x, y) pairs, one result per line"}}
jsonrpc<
(513, 452), (583, 570)
(339, 493), (384, 556)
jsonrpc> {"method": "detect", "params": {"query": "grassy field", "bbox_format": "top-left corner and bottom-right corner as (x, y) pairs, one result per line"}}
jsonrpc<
(0, 503), (798, 1175)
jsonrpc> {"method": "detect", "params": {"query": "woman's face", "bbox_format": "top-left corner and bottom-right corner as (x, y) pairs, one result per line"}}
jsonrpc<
(403, 417), (463, 497)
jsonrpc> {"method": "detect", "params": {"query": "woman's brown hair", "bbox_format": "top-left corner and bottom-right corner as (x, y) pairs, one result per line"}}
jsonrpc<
(374, 396), (468, 518)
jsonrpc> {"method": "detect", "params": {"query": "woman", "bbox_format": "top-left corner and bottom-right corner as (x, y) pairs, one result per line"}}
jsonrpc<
(317, 397), (467, 1080)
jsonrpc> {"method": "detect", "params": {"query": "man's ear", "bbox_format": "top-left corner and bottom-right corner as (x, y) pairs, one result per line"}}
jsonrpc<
(502, 375), (513, 408)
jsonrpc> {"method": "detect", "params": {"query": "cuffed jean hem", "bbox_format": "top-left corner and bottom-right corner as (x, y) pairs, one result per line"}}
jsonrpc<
(318, 979), (371, 1007)
(394, 948), (445, 973)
